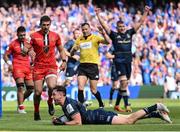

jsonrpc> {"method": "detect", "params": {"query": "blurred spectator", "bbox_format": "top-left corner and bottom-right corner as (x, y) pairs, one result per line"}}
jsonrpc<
(1, 0), (180, 88)
(164, 70), (176, 98)
(130, 65), (143, 86)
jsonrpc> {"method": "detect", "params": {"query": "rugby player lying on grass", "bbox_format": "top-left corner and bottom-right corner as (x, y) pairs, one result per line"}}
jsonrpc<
(51, 85), (172, 125)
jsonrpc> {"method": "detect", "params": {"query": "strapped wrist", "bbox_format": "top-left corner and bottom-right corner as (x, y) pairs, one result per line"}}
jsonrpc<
(7, 60), (12, 65)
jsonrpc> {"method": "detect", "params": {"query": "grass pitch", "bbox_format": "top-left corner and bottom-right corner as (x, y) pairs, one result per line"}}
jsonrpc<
(0, 99), (180, 131)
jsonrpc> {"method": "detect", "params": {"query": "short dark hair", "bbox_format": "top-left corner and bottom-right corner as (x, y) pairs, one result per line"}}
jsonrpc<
(53, 85), (66, 96)
(40, 15), (51, 25)
(117, 20), (124, 25)
(73, 28), (79, 34)
(81, 22), (90, 28)
(17, 26), (26, 33)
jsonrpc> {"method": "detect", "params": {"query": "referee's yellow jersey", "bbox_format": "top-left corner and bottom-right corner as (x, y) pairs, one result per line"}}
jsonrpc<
(74, 34), (105, 65)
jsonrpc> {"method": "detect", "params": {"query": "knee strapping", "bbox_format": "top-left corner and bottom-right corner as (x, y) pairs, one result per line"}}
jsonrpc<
(119, 90), (128, 96)
(120, 80), (128, 88)
(26, 85), (34, 90)
(16, 83), (24, 88)
(90, 89), (97, 94)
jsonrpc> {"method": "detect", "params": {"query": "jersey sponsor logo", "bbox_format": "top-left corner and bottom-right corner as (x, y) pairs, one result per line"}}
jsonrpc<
(107, 116), (111, 122)
(50, 37), (56, 42)
(80, 42), (92, 49)
(118, 40), (131, 44)
(66, 104), (74, 114)
(14, 45), (20, 50)
(34, 38), (43, 41)
(127, 34), (130, 38)
(118, 71), (121, 75)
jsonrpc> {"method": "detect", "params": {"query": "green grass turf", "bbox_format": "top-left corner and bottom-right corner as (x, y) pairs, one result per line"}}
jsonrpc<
(0, 99), (180, 131)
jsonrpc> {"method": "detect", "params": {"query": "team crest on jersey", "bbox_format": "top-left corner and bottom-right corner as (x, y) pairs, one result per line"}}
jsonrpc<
(80, 42), (92, 49)
(51, 37), (56, 42)
(127, 34), (130, 38)
(35, 38), (43, 41)
(118, 71), (121, 75)
(43, 46), (49, 53)
(66, 104), (74, 114)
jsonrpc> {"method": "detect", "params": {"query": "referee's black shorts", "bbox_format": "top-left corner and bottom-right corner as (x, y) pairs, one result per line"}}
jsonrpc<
(78, 63), (99, 80)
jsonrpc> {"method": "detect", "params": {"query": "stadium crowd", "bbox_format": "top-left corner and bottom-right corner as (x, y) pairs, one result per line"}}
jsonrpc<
(1, 0), (180, 97)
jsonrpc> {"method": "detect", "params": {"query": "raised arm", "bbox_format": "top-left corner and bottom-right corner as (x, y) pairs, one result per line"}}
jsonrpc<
(97, 26), (112, 45)
(95, 8), (111, 35)
(133, 6), (151, 32)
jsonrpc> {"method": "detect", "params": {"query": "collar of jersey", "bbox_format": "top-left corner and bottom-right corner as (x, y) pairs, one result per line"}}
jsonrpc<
(39, 30), (50, 35)
(82, 34), (92, 40)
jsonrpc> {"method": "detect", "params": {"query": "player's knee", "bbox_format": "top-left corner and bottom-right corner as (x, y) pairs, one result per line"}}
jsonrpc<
(26, 85), (34, 92)
(47, 84), (56, 90)
(17, 83), (24, 92)
(34, 89), (42, 96)
(119, 90), (128, 96)
(16, 83), (24, 88)
(90, 89), (97, 94)
(120, 80), (128, 89)
(126, 118), (135, 124)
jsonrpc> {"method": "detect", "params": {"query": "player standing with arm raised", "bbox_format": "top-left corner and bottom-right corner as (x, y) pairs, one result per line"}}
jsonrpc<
(95, 6), (151, 112)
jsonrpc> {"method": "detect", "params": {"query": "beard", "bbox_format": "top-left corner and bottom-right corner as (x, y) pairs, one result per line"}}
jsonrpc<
(43, 28), (49, 34)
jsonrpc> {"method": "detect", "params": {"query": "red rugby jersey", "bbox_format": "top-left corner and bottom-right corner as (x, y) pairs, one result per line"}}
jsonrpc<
(30, 30), (62, 68)
(5, 39), (30, 67)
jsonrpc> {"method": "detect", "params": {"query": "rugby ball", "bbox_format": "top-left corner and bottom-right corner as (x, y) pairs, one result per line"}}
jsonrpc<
(59, 115), (69, 122)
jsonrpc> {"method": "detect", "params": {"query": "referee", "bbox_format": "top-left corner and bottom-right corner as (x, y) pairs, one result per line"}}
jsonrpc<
(70, 22), (110, 108)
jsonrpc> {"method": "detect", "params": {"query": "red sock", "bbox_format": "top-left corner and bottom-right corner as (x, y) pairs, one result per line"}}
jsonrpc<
(19, 105), (25, 110)
(48, 97), (53, 105)
(34, 104), (39, 113)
